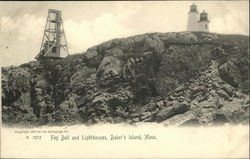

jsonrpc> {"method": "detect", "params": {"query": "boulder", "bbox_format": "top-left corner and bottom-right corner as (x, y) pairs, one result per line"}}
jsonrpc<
(96, 56), (123, 87)
(221, 84), (235, 97)
(216, 90), (230, 100)
(219, 98), (249, 123)
(161, 111), (197, 126)
(155, 102), (190, 121)
(174, 85), (185, 93)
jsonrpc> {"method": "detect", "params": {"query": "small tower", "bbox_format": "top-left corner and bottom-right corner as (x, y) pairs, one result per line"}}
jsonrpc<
(197, 10), (209, 32)
(186, 3), (199, 31)
(35, 9), (69, 59)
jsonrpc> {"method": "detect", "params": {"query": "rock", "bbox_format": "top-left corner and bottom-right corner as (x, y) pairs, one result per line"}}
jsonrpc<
(192, 97), (221, 125)
(1, 32), (249, 126)
(96, 56), (123, 87)
(239, 79), (250, 93)
(168, 95), (177, 101)
(143, 36), (164, 56)
(85, 47), (98, 59)
(174, 85), (185, 93)
(141, 112), (152, 120)
(191, 86), (206, 96)
(218, 55), (248, 88)
(193, 91), (203, 99)
(244, 95), (249, 106)
(221, 84), (234, 97)
(199, 99), (219, 109)
(105, 48), (124, 58)
(161, 111), (197, 126)
(211, 47), (226, 61)
(155, 102), (190, 121)
(219, 98), (249, 123)
(177, 32), (198, 42)
(234, 91), (245, 99)
(156, 101), (164, 108)
(212, 111), (230, 125)
(198, 108), (217, 125)
(143, 51), (153, 60)
(216, 90), (230, 100)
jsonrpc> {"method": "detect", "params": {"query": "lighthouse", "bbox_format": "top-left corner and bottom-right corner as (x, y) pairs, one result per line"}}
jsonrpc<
(197, 10), (209, 32)
(187, 3), (199, 31)
(186, 3), (209, 32)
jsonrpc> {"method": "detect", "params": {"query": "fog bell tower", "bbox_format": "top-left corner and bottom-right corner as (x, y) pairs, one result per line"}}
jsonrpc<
(35, 9), (69, 60)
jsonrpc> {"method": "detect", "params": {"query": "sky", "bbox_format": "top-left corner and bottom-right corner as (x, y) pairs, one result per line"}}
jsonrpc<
(1, 1), (249, 67)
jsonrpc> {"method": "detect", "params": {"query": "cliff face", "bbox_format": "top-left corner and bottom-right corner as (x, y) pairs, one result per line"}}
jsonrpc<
(2, 32), (249, 126)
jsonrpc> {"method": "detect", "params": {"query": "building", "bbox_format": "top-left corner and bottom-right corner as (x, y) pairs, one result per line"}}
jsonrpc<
(186, 3), (209, 32)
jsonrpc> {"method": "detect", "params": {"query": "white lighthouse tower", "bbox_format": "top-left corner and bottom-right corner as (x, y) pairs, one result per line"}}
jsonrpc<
(197, 10), (209, 32)
(186, 3), (199, 31)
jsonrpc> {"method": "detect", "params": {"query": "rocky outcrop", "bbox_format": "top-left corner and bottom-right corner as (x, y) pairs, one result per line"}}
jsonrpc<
(1, 32), (249, 126)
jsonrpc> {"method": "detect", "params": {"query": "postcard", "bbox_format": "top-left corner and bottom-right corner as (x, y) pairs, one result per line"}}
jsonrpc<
(1, 1), (249, 158)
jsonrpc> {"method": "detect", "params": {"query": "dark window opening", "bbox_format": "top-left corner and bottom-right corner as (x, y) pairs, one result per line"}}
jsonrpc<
(52, 47), (57, 53)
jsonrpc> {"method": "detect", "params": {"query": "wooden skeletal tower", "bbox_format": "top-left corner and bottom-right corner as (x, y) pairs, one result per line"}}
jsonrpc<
(35, 9), (69, 59)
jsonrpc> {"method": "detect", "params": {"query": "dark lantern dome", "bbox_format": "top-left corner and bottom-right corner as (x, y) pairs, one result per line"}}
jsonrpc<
(189, 3), (198, 13)
(199, 10), (209, 21)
